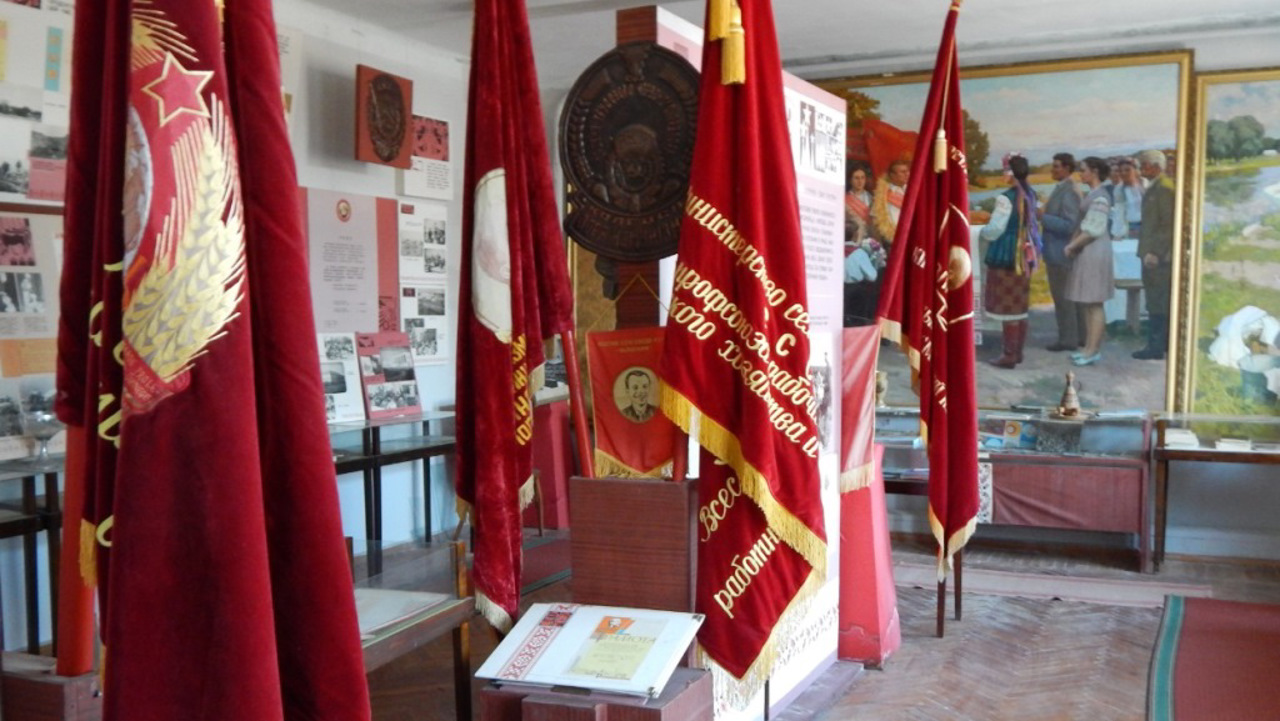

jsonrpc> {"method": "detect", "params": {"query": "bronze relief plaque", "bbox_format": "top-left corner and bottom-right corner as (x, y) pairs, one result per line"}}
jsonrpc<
(559, 42), (699, 263)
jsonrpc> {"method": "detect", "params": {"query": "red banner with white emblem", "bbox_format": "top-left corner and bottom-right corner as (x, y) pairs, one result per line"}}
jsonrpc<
(456, 0), (574, 632)
(876, 2), (979, 579)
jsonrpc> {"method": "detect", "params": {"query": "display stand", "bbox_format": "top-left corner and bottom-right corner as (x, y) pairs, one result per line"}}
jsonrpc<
(1, 652), (101, 721)
(569, 476), (697, 612)
(525, 399), (572, 530)
(479, 667), (712, 721)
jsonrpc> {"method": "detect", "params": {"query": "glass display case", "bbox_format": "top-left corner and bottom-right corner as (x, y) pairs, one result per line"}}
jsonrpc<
(329, 411), (456, 570)
(877, 406), (1153, 571)
(1152, 414), (1280, 571)
(353, 537), (474, 721)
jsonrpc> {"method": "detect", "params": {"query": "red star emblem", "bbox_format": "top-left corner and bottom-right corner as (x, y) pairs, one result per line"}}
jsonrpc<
(141, 54), (214, 127)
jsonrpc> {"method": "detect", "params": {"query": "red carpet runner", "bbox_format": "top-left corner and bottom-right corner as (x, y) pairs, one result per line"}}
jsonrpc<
(1148, 595), (1280, 719)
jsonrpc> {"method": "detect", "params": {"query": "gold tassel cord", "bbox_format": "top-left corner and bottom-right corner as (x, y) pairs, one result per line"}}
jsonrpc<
(79, 519), (98, 588)
(721, 2), (745, 85)
(708, 0), (730, 40)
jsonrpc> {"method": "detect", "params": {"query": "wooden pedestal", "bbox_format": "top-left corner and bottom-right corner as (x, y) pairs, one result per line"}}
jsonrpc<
(1, 653), (101, 721)
(569, 476), (696, 612)
(478, 668), (712, 721)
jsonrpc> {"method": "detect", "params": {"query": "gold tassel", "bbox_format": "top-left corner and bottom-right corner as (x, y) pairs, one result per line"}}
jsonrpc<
(79, 519), (97, 588)
(721, 3), (746, 85)
(708, 0), (730, 40)
(933, 129), (948, 173)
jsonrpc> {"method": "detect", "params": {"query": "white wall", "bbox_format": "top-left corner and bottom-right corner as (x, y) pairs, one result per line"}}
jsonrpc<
(275, 0), (469, 544)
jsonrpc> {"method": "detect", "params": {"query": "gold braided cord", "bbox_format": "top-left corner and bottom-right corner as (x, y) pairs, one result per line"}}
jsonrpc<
(694, 568), (824, 706)
(659, 385), (826, 578)
(123, 98), (246, 387)
(79, 519), (97, 588)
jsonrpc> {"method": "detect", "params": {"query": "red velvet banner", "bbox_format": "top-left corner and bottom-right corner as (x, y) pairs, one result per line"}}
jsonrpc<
(587, 328), (676, 477)
(456, 0), (574, 632)
(876, 2), (980, 579)
(56, 2), (370, 718)
(657, 0), (826, 685)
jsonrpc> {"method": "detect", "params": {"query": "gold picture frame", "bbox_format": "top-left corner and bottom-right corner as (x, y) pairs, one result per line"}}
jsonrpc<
(1180, 67), (1280, 415)
(815, 50), (1193, 413)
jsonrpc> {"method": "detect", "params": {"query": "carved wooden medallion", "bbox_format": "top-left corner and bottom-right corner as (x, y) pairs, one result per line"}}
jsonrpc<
(560, 42), (699, 263)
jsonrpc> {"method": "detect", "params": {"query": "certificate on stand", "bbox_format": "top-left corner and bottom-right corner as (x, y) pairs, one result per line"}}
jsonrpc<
(476, 603), (703, 699)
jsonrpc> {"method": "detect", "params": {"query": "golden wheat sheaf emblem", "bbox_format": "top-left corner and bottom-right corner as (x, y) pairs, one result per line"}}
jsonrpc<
(121, 96), (246, 415)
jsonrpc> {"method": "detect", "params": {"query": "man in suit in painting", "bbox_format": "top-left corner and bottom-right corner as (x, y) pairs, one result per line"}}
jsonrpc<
(1039, 152), (1085, 351)
(1134, 149), (1175, 360)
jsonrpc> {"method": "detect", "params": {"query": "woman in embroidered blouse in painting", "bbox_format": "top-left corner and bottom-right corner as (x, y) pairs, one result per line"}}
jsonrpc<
(1063, 155), (1115, 366)
(980, 153), (1041, 368)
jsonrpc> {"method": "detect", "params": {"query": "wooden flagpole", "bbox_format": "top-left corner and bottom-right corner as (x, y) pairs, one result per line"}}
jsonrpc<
(560, 329), (595, 477)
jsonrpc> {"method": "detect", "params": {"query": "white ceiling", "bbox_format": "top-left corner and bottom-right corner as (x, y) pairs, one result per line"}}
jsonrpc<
(298, 0), (1280, 88)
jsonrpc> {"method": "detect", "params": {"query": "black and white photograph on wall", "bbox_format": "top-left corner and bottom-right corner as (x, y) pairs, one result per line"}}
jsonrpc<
(323, 334), (356, 360)
(399, 227), (422, 260)
(316, 332), (366, 423)
(366, 380), (419, 411)
(320, 362), (347, 394)
(0, 272), (21, 312)
(379, 345), (415, 382)
(410, 327), (438, 358)
(416, 286), (445, 316)
(422, 246), (446, 275)
(14, 272), (42, 313)
(400, 283), (450, 364)
(360, 353), (382, 376)
(397, 201), (448, 282)
(0, 85), (43, 122)
(424, 217), (445, 246)
(0, 117), (32, 196)
(0, 215), (37, 266)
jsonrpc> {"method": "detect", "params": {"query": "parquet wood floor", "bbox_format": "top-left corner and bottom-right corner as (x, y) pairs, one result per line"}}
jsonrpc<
(368, 535), (1280, 721)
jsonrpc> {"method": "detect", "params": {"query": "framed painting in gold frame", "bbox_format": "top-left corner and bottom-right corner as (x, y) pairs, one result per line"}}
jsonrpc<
(1179, 67), (1280, 415)
(815, 50), (1193, 413)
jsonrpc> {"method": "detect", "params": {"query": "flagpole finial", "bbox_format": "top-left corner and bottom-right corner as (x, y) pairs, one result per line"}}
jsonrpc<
(933, 129), (948, 173)
(721, 3), (745, 85)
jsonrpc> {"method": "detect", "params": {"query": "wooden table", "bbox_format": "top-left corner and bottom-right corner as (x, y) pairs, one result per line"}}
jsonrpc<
(1152, 438), (1280, 572)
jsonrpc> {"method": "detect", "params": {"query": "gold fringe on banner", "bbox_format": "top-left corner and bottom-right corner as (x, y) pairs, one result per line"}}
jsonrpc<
(933, 129), (948, 173)
(695, 569), (824, 708)
(708, 0), (730, 40)
(721, 3), (745, 85)
(79, 519), (98, 587)
(592, 449), (672, 479)
(838, 461), (876, 493)
(659, 385), (826, 576)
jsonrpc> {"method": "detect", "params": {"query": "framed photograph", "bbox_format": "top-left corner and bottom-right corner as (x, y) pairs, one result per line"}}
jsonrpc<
(816, 50), (1192, 412)
(1180, 67), (1280, 415)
